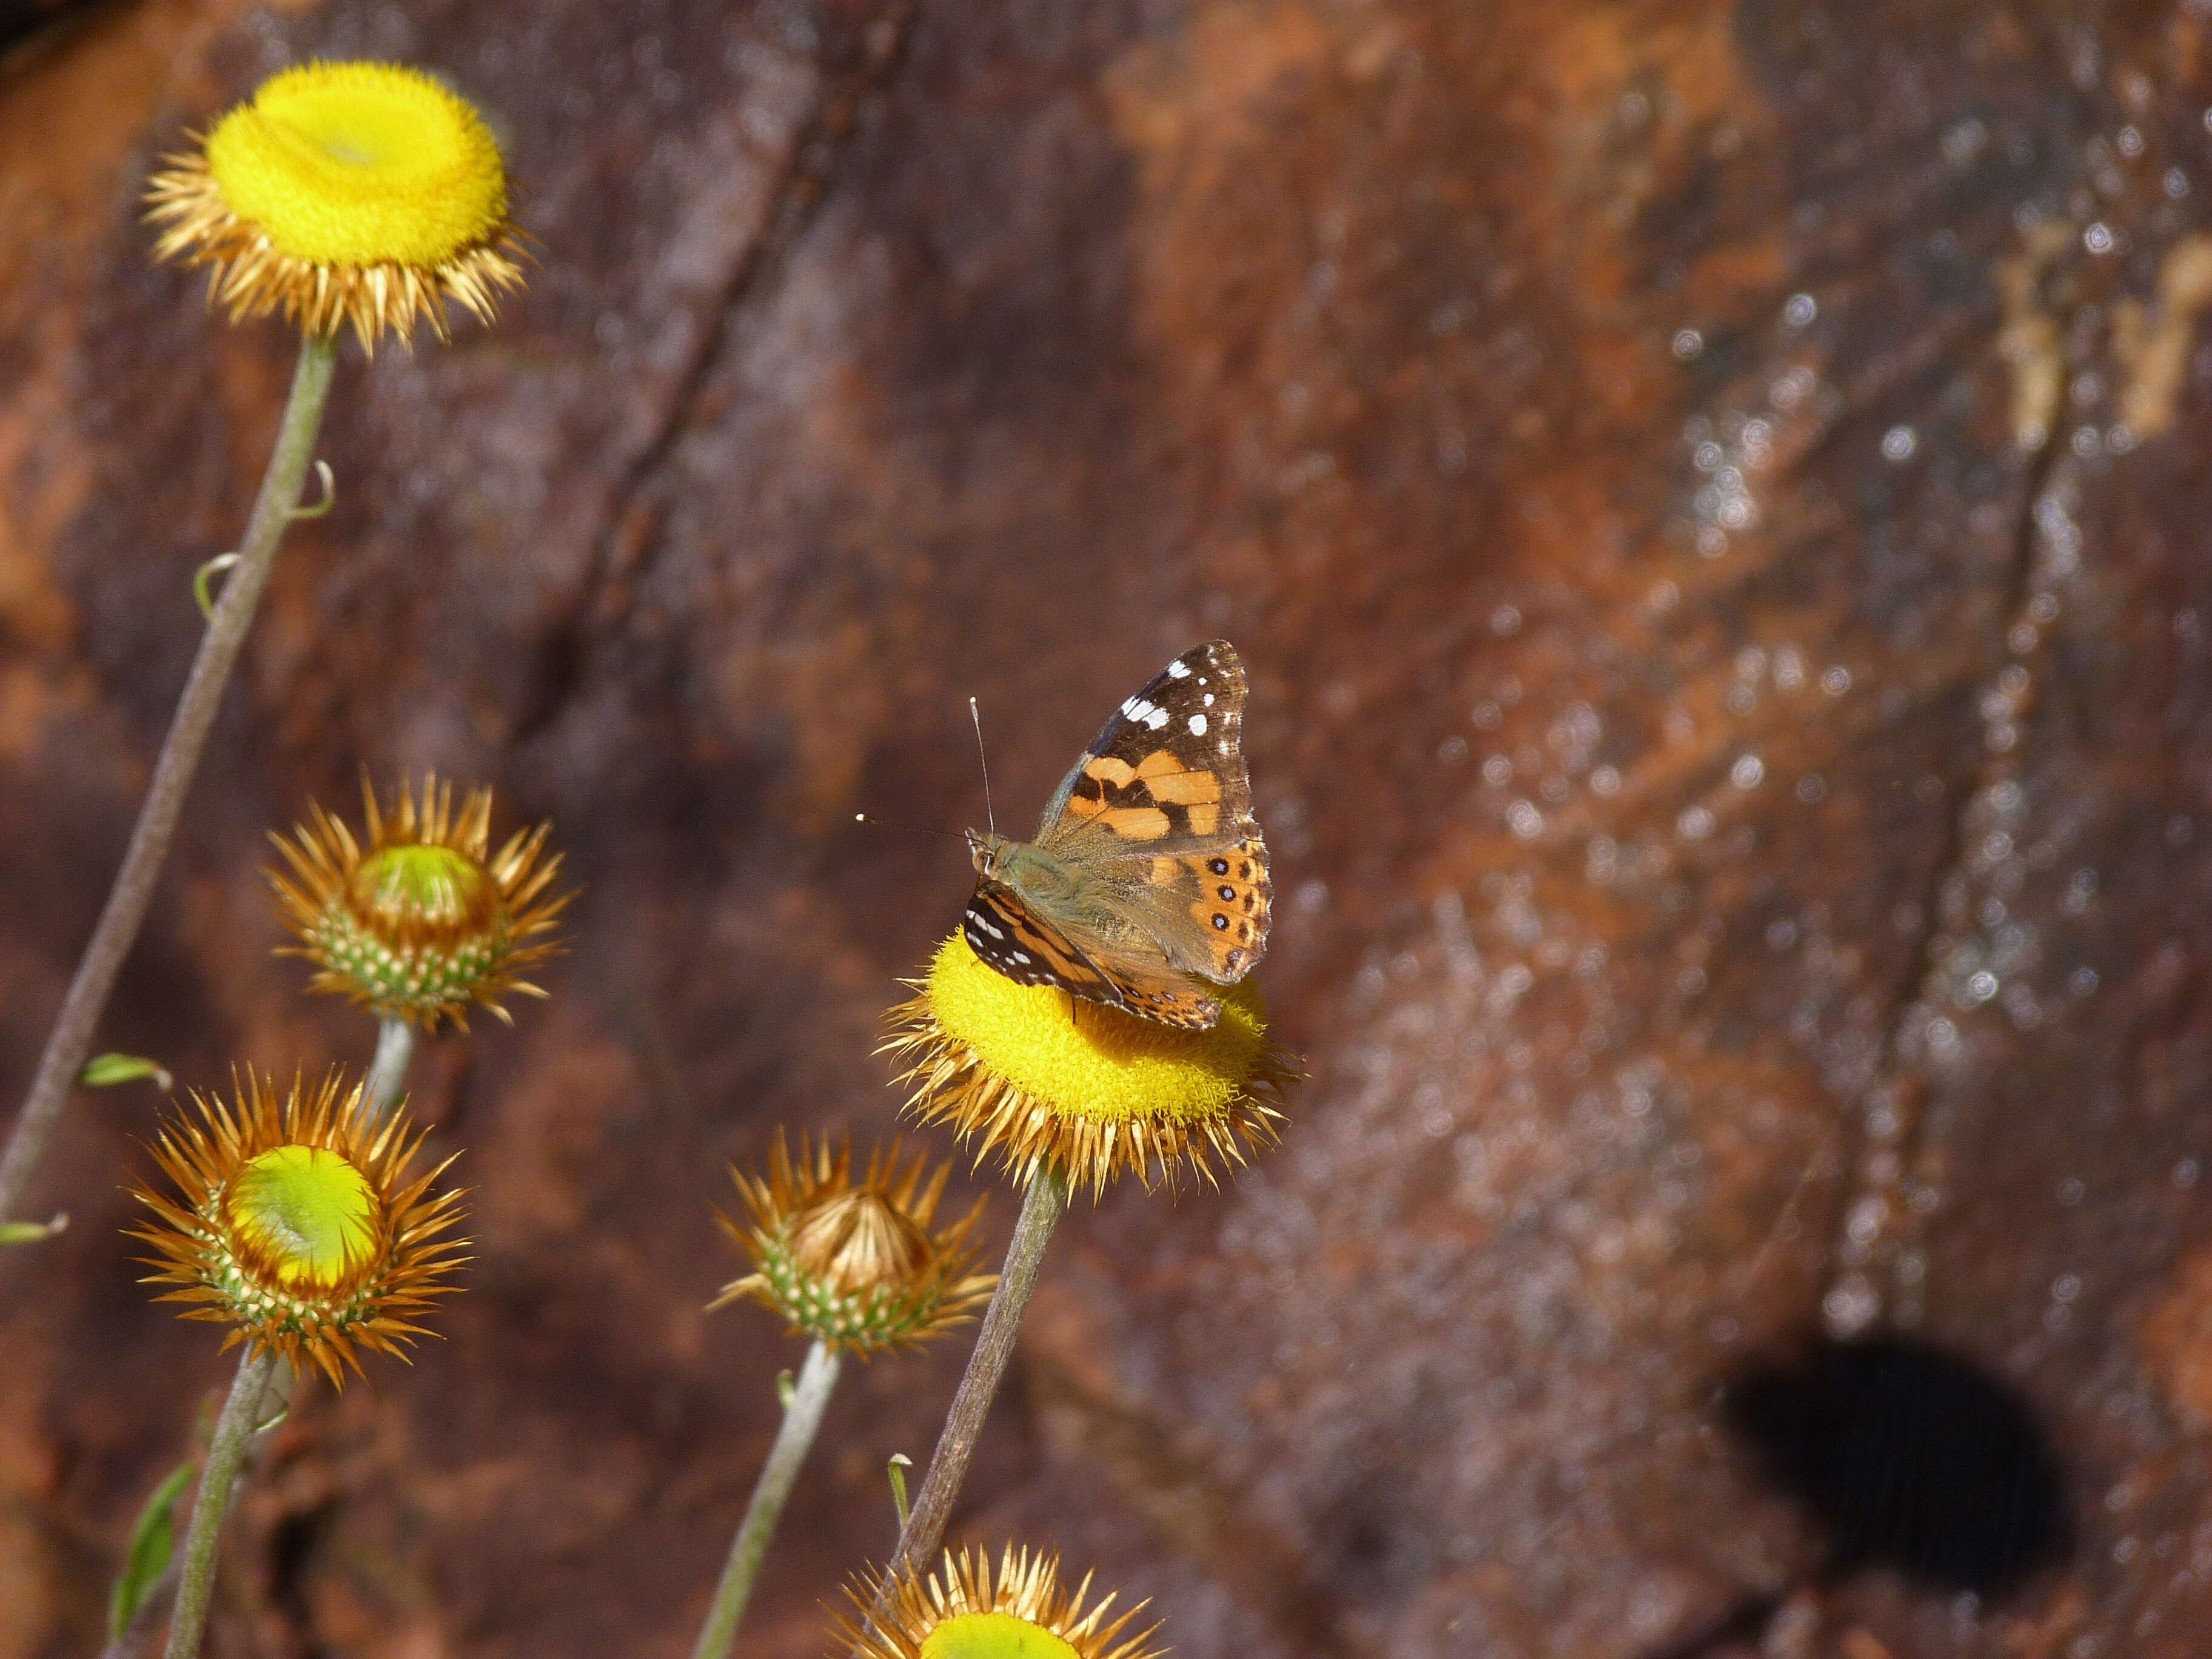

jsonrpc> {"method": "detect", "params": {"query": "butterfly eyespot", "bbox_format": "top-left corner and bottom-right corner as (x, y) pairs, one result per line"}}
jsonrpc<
(1209, 858), (1230, 874)
(1211, 913), (1229, 930)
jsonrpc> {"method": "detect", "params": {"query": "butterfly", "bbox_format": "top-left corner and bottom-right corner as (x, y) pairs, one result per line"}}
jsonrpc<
(962, 640), (1272, 1028)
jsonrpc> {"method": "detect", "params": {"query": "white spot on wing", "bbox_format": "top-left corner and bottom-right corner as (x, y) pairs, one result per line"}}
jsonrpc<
(1166, 660), (1191, 678)
(1145, 707), (1169, 729)
(1188, 712), (1208, 735)
(1202, 692), (1215, 706)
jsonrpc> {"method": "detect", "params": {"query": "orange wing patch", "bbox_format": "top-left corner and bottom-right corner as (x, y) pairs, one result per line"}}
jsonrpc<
(1067, 749), (1228, 840)
(1150, 837), (1272, 980)
(1096, 805), (1172, 841)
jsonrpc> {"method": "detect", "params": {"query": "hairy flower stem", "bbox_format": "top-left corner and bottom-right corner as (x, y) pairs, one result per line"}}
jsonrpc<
(163, 1344), (278, 1659)
(691, 1341), (842, 1659)
(0, 334), (339, 1225)
(362, 1017), (415, 1123)
(886, 1163), (1068, 1578)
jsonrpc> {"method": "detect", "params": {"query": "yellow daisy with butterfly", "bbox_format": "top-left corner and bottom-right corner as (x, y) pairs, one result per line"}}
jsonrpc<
(883, 642), (1298, 1195)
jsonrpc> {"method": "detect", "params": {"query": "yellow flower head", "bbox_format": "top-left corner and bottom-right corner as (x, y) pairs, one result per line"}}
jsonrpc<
(267, 773), (571, 1031)
(880, 931), (1299, 1199)
(146, 61), (524, 350)
(711, 1131), (993, 1354)
(841, 1545), (1162, 1659)
(129, 1070), (466, 1386)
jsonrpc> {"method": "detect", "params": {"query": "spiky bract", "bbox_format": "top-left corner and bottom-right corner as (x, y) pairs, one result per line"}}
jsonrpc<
(146, 61), (525, 350)
(267, 773), (569, 1031)
(712, 1132), (993, 1355)
(129, 1070), (466, 1386)
(840, 1545), (1162, 1659)
(880, 932), (1300, 1199)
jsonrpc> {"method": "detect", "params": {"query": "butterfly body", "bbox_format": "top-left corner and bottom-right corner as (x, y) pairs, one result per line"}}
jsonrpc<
(961, 640), (1271, 1029)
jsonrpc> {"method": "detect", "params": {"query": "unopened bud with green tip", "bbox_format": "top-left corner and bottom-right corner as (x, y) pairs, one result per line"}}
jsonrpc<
(711, 1133), (994, 1355)
(267, 773), (570, 1031)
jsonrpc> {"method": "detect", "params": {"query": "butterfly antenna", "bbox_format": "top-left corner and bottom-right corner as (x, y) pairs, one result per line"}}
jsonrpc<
(970, 695), (997, 837)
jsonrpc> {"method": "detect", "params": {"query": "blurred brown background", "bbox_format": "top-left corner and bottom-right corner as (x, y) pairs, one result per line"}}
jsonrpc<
(5, 2), (2212, 1655)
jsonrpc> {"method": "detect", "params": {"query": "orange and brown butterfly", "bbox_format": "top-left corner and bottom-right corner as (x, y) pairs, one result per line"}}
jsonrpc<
(962, 640), (1271, 1028)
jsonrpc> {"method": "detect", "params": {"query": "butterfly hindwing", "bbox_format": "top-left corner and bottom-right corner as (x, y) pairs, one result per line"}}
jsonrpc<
(1133, 837), (1272, 981)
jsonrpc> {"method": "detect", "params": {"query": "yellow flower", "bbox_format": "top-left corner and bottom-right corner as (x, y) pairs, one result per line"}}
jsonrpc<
(880, 932), (1299, 1198)
(842, 1545), (1162, 1659)
(266, 773), (571, 1032)
(711, 1132), (993, 1353)
(129, 1070), (466, 1386)
(146, 61), (524, 350)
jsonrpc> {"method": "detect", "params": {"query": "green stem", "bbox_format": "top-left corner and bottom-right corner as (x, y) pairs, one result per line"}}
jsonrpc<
(362, 1016), (415, 1124)
(691, 1341), (842, 1659)
(887, 1162), (1068, 1577)
(0, 333), (340, 1225)
(102, 1363), (289, 1659)
(162, 1345), (278, 1659)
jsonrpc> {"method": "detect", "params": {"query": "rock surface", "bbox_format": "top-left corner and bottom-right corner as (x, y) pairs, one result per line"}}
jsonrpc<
(4, 3), (2212, 1657)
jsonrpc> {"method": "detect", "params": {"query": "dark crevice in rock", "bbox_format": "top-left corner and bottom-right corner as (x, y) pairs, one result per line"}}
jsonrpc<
(1814, 283), (2083, 1324)
(511, 1), (921, 747)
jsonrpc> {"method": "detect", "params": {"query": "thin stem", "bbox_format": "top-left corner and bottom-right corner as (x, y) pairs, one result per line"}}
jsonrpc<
(0, 333), (340, 1225)
(162, 1344), (278, 1659)
(690, 1341), (842, 1659)
(889, 1162), (1068, 1575)
(101, 1362), (290, 1659)
(362, 1017), (415, 1124)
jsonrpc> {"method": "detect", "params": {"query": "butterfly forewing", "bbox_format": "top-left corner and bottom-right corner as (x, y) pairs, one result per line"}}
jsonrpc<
(962, 886), (1119, 996)
(1034, 640), (1253, 850)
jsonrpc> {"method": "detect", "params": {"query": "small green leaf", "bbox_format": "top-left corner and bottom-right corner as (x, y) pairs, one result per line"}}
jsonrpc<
(887, 1453), (912, 1530)
(109, 1461), (194, 1639)
(81, 1053), (173, 1091)
(0, 1214), (67, 1247)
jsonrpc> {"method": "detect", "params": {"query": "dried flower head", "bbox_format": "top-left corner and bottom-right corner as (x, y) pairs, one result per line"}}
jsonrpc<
(146, 60), (525, 350)
(267, 773), (570, 1031)
(880, 931), (1299, 1198)
(129, 1070), (466, 1386)
(842, 1544), (1162, 1659)
(711, 1132), (993, 1354)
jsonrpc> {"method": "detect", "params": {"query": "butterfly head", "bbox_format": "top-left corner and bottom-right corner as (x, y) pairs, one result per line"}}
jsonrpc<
(966, 827), (1009, 879)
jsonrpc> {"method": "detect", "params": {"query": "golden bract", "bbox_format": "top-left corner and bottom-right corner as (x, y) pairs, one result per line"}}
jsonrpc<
(841, 1545), (1161, 1659)
(712, 1132), (993, 1354)
(146, 61), (525, 349)
(880, 932), (1300, 1197)
(267, 774), (570, 1032)
(129, 1070), (467, 1386)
